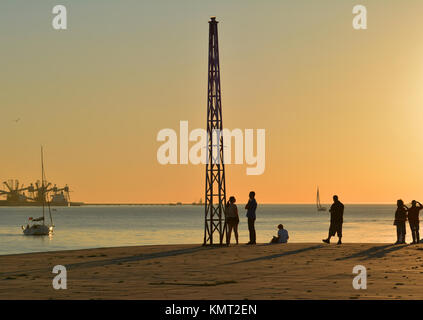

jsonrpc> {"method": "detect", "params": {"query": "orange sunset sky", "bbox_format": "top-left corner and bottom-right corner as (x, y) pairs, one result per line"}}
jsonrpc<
(1, 0), (423, 204)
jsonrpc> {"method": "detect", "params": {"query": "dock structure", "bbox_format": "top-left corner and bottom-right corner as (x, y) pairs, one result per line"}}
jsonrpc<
(203, 17), (227, 245)
(0, 179), (71, 206)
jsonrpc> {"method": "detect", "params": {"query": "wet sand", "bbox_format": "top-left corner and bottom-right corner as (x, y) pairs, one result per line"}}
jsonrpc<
(1, 243), (423, 299)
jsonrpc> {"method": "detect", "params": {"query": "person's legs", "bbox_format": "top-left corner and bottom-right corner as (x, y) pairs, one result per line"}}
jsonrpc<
(401, 222), (406, 243)
(409, 222), (414, 243)
(323, 223), (334, 243)
(416, 223), (420, 243)
(248, 218), (256, 244)
(234, 223), (239, 244)
(247, 218), (253, 244)
(412, 223), (419, 243)
(251, 218), (256, 244)
(337, 224), (343, 244)
(227, 224), (233, 245)
(410, 223), (418, 243)
(396, 224), (401, 244)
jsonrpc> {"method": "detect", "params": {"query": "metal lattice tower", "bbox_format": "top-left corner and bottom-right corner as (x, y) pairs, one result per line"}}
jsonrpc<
(204, 17), (227, 245)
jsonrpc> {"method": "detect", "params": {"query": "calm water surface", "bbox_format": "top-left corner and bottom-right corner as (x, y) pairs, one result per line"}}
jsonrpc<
(0, 204), (400, 255)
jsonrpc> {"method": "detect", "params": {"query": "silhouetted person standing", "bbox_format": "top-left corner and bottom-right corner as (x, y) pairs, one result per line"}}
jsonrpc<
(323, 195), (344, 245)
(245, 191), (257, 245)
(225, 196), (239, 245)
(407, 200), (422, 244)
(393, 199), (408, 244)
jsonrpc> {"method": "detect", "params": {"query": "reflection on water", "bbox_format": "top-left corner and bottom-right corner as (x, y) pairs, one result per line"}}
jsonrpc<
(0, 204), (400, 255)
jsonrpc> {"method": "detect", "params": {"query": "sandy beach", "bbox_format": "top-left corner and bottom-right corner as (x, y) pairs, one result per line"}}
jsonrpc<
(1, 243), (423, 300)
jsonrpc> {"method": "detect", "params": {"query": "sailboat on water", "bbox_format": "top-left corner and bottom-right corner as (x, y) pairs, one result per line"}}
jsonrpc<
(22, 147), (54, 235)
(316, 187), (326, 212)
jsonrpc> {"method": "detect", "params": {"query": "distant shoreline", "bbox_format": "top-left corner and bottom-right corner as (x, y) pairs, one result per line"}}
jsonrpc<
(83, 203), (203, 206)
(0, 203), (396, 207)
(82, 203), (395, 206)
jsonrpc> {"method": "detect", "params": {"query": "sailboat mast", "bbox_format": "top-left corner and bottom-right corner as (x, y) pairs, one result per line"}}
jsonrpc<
(40, 146), (53, 226)
(316, 187), (320, 209)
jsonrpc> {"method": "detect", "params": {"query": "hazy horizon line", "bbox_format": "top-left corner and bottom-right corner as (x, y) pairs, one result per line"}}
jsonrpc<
(82, 202), (397, 205)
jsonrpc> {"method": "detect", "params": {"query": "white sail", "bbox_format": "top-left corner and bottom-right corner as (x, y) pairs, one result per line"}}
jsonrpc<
(316, 187), (326, 212)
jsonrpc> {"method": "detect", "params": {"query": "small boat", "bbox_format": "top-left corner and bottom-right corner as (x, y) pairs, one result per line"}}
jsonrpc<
(316, 187), (326, 212)
(22, 147), (54, 236)
(22, 217), (53, 235)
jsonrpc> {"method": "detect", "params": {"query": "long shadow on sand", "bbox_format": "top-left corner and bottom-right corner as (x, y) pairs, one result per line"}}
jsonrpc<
(335, 244), (410, 261)
(65, 246), (217, 270)
(0, 246), (218, 277)
(225, 244), (324, 265)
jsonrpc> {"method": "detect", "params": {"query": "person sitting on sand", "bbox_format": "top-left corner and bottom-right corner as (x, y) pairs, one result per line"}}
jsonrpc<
(393, 199), (408, 245)
(323, 195), (344, 245)
(407, 200), (423, 244)
(271, 224), (289, 244)
(225, 196), (239, 245)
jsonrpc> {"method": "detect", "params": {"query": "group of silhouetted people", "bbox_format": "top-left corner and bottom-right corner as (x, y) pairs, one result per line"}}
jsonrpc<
(225, 191), (289, 245)
(225, 193), (421, 245)
(320, 195), (423, 245)
(394, 199), (423, 244)
(225, 191), (258, 245)
(321, 195), (423, 245)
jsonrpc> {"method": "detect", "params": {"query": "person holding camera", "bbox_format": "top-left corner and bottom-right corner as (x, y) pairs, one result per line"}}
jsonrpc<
(407, 200), (423, 244)
(393, 199), (408, 244)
